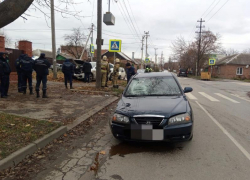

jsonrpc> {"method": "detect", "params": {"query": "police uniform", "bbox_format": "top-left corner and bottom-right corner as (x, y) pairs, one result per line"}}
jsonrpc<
(101, 56), (109, 87)
(19, 55), (34, 95)
(0, 52), (11, 98)
(112, 58), (120, 88)
(62, 59), (74, 89)
(34, 53), (51, 98)
(15, 54), (25, 93)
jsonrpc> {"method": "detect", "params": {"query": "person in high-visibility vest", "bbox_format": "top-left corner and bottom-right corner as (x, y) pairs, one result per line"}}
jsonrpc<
(112, 58), (120, 88)
(101, 56), (109, 87)
(145, 65), (153, 73)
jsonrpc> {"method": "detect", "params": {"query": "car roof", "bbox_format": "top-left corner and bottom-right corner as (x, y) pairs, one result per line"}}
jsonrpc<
(134, 72), (174, 78)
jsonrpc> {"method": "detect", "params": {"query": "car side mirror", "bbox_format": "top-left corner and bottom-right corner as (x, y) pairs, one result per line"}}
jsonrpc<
(184, 87), (193, 93)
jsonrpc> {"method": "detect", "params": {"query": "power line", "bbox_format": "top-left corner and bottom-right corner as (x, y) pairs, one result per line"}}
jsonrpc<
(204, 0), (221, 19)
(126, 0), (142, 36)
(115, 1), (137, 40)
(207, 0), (230, 22)
(201, 0), (217, 18)
(120, 0), (140, 41)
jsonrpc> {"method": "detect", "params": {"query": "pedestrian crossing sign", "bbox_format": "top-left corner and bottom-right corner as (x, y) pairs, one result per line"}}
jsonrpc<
(91, 44), (94, 54)
(109, 39), (122, 52)
(145, 58), (150, 63)
(209, 59), (216, 65)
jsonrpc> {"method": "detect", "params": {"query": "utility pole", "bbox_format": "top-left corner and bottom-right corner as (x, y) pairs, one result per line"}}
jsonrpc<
(51, 0), (57, 79)
(96, 0), (102, 88)
(141, 35), (145, 69)
(154, 48), (158, 64)
(91, 23), (94, 62)
(161, 51), (163, 71)
(144, 31), (149, 59)
(195, 18), (205, 76)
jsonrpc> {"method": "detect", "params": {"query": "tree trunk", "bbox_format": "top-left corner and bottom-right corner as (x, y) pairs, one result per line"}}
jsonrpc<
(0, 0), (34, 28)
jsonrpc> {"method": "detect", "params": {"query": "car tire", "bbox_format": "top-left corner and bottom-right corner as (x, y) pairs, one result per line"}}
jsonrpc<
(189, 134), (193, 141)
(89, 73), (93, 82)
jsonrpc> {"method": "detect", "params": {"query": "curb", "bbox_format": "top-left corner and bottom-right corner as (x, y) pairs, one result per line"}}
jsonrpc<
(0, 126), (67, 171)
(67, 96), (119, 130)
(70, 89), (118, 96)
(0, 96), (119, 171)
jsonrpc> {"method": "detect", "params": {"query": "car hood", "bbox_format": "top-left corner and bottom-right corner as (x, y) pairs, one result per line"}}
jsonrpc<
(116, 96), (188, 118)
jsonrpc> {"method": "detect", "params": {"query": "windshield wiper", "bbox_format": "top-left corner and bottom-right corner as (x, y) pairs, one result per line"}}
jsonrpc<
(147, 94), (181, 96)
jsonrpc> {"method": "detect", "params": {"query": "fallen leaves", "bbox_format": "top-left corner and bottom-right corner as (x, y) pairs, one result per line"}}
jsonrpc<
(99, 151), (106, 155)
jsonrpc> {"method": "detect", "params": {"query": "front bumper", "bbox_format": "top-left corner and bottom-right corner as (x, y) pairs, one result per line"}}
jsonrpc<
(110, 122), (193, 142)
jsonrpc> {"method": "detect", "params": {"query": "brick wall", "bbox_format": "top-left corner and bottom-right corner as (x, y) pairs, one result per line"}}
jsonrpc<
(210, 64), (250, 79)
(19, 41), (32, 57)
(0, 36), (5, 52)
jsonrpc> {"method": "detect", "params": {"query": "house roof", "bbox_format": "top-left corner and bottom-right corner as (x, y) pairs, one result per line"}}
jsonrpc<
(216, 53), (250, 65)
(133, 58), (142, 64)
(32, 49), (53, 58)
(57, 53), (75, 59)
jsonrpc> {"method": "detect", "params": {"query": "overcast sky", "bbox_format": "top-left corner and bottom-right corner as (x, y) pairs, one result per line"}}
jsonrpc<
(1, 0), (250, 61)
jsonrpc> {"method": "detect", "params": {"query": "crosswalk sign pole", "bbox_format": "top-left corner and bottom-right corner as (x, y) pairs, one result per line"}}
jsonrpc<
(114, 52), (116, 66)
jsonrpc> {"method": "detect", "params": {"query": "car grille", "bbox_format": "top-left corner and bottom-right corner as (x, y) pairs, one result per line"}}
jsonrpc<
(134, 117), (164, 126)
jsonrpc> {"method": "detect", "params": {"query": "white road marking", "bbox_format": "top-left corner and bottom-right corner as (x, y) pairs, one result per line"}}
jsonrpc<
(185, 93), (197, 100)
(196, 101), (250, 161)
(199, 92), (220, 102)
(214, 93), (240, 103)
(231, 94), (250, 103)
(237, 83), (250, 86)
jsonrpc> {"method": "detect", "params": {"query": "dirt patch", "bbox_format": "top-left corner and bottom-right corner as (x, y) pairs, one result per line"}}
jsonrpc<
(0, 82), (110, 124)
(0, 100), (118, 180)
(0, 113), (61, 160)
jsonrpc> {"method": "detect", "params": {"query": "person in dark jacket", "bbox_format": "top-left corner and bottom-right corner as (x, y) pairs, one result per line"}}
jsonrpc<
(82, 59), (92, 83)
(126, 63), (135, 84)
(0, 52), (11, 98)
(0, 55), (4, 98)
(15, 54), (25, 93)
(34, 53), (51, 98)
(62, 59), (74, 89)
(19, 54), (34, 95)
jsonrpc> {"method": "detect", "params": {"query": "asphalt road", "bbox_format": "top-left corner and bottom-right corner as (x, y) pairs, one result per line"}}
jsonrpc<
(34, 77), (250, 180)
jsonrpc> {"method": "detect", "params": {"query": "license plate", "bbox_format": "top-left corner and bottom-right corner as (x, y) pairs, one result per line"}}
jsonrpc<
(130, 124), (164, 140)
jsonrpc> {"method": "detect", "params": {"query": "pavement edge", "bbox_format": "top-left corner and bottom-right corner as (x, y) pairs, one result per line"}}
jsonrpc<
(0, 126), (67, 171)
(0, 96), (119, 171)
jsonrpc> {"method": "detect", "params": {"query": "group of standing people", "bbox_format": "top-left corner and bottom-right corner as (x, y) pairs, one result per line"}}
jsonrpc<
(0, 52), (51, 99)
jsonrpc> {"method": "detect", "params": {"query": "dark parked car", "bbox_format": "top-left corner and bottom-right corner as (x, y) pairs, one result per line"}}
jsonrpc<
(178, 68), (188, 77)
(110, 72), (194, 142)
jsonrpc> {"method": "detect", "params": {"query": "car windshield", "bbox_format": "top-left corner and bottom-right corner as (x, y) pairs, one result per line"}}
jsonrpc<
(125, 77), (181, 97)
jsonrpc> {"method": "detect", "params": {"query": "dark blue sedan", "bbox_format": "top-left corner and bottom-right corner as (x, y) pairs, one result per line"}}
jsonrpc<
(110, 72), (194, 142)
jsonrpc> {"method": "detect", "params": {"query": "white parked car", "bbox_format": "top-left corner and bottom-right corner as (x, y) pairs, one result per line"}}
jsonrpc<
(74, 62), (114, 82)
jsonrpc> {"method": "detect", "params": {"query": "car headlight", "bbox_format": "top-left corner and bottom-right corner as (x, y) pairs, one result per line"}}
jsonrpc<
(112, 113), (130, 124)
(168, 113), (191, 126)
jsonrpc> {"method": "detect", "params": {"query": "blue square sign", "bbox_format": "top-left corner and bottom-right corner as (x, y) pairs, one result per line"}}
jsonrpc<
(209, 59), (216, 65)
(109, 39), (122, 52)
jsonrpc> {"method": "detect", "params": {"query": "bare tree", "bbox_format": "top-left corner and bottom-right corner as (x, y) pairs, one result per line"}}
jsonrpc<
(242, 48), (250, 54)
(171, 30), (221, 74)
(63, 28), (86, 59)
(0, 0), (34, 28)
(196, 31), (221, 73)
(220, 48), (239, 56)
(170, 36), (187, 62)
(0, 0), (87, 29)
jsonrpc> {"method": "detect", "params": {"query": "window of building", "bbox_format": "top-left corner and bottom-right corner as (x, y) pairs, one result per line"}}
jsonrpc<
(236, 67), (243, 75)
